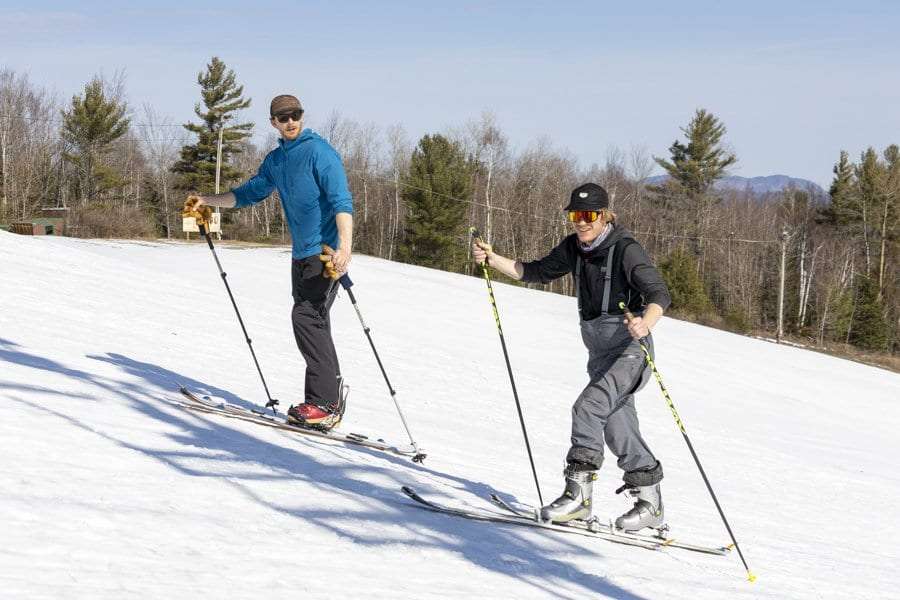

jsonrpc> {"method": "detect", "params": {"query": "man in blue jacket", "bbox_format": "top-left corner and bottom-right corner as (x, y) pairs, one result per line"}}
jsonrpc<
(185, 94), (353, 431)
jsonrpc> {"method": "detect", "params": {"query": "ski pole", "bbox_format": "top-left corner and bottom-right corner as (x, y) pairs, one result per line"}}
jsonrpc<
(620, 302), (755, 582)
(197, 222), (280, 415)
(338, 274), (427, 463)
(469, 227), (544, 510)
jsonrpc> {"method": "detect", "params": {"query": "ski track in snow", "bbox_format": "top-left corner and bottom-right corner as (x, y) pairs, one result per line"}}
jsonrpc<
(1, 231), (898, 599)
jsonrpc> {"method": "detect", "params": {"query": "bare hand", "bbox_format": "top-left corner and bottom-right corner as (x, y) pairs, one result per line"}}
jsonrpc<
(624, 314), (650, 340)
(332, 246), (351, 273)
(472, 240), (493, 265)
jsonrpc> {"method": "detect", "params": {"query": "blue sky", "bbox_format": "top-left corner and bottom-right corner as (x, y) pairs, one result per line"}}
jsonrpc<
(3, 1), (899, 186)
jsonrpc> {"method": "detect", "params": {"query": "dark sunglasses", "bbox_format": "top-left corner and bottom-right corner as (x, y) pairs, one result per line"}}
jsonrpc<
(567, 210), (600, 223)
(274, 109), (304, 123)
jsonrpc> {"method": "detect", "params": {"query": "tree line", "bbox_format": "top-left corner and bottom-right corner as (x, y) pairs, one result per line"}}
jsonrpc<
(0, 59), (896, 359)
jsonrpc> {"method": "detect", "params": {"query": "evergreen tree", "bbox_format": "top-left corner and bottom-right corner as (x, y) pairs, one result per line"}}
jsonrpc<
(652, 108), (737, 256)
(881, 145), (899, 298)
(172, 57), (252, 193)
(60, 77), (130, 205)
(397, 134), (473, 272)
(658, 247), (713, 318)
(856, 147), (889, 277)
(820, 150), (857, 226)
(654, 108), (737, 199)
(850, 275), (888, 351)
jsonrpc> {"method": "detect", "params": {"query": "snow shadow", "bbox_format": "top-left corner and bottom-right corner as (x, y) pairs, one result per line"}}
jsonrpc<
(2, 342), (653, 600)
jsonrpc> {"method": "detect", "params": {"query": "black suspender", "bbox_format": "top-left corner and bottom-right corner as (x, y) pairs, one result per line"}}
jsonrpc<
(574, 242), (617, 318)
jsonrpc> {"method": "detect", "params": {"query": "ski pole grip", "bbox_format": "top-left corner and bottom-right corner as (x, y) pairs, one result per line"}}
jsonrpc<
(469, 226), (483, 241)
(619, 302), (636, 321)
(619, 302), (650, 344)
(339, 274), (354, 290)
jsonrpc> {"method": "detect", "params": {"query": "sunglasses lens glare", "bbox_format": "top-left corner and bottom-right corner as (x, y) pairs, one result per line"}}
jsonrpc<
(568, 211), (599, 223)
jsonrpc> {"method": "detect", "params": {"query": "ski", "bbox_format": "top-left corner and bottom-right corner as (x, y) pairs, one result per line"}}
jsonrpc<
(175, 386), (427, 462)
(488, 493), (731, 556)
(401, 486), (662, 550)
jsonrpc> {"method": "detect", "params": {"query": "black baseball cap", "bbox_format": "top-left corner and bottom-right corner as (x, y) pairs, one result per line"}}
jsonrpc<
(563, 183), (610, 211)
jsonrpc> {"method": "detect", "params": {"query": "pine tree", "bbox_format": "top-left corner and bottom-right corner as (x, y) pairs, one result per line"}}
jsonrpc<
(654, 108), (737, 199)
(855, 147), (889, 277)
(172, 57), (253, 193)
(652, 109), (737, 256)
(397, 134), (473, 272)
(658, 247), (713, 318)
(820, 150), (857, 226)
(850, 275), (888, 351)
(60, 77), (130, 205)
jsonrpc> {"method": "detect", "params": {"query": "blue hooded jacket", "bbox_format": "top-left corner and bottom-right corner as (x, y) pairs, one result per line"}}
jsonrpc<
(231, 129), (353, 260)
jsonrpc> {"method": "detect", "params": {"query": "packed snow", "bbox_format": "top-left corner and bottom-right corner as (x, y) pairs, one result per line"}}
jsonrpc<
(1, 231), (898, 599)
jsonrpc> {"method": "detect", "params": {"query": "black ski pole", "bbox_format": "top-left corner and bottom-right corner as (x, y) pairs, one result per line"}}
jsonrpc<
(198, 222), (280, 415)
(620, 302), (755, 582)
(469, 227), (544, 510)
(338, 274), (426, 463)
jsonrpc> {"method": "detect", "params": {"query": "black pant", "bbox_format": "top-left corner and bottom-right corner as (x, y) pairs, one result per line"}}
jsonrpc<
(291, 255), (340, 409)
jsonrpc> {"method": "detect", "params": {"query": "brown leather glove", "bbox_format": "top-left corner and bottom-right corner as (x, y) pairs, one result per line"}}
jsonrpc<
(320, 244), (339, 280)
(182, 195), (212, 226)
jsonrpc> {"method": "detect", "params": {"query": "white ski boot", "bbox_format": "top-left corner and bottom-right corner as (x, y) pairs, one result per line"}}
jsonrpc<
(540, 465), (597, 523)
(615, 483), (664, 532)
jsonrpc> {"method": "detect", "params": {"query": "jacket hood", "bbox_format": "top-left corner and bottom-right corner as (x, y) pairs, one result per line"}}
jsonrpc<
(279, 128), (322, 150)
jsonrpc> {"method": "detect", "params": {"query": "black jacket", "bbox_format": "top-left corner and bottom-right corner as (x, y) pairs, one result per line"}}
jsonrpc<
(520, 225), (671, 320)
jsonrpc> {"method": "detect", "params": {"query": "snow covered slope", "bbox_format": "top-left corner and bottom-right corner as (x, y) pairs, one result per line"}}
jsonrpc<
(1, 231), (897, 599)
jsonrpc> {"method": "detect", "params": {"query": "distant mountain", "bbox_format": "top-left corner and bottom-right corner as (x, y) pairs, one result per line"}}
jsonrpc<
(644, 174), (826, 195)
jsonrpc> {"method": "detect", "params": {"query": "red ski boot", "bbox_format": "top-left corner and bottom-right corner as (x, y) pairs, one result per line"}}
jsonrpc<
(286, 379), (348, 431)
(287, 403), (341, 430)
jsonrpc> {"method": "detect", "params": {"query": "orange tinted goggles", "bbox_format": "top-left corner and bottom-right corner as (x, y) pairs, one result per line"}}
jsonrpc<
(567, 210), (600, 223)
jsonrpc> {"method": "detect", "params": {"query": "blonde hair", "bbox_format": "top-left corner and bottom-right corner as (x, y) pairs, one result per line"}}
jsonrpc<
(600, 209), (617, 224)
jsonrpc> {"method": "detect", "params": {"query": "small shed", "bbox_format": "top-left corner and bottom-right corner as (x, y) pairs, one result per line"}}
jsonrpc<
(9, 222), (46, 235)
(32, 217), (65, 235)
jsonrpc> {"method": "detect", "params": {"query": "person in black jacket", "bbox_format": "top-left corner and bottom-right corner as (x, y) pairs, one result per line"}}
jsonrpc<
(472, 182), (672, 532)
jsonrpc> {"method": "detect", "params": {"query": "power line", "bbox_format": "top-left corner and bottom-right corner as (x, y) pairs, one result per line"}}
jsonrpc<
(632, 230), (776, 244)
(0, 113), (271, 142)
(347, 168), (560, 223)
(1, 113), (781, 246)
(348, 169), (778, 244)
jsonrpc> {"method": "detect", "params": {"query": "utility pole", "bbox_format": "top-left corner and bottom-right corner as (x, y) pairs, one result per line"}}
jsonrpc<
(777, 228), (789, 343)
(214, 123), (225, 240)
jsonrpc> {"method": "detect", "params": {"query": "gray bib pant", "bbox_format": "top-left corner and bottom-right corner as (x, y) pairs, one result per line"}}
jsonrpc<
(566, 250), (663, 487)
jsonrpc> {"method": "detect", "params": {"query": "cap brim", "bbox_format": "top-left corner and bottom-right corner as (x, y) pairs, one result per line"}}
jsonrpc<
(563, 201), (603, 212)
